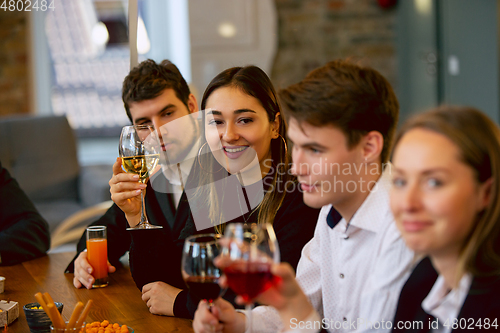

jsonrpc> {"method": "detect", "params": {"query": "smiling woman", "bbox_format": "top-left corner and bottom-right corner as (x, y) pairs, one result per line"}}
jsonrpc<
(204, 86), (278, 177)
(390, 106), (500, 332)
(180, 65), (319, 318)
(196, 66), (291, 231)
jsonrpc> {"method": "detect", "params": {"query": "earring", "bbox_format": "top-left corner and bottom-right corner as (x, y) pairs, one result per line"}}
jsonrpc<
(197, 142), (224, 173)
(278, 134), (288, 156)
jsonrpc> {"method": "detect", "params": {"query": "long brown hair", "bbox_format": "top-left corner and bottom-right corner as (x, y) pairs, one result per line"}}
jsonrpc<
(394, 105), (500, 278)
(198, 66), (293, 233)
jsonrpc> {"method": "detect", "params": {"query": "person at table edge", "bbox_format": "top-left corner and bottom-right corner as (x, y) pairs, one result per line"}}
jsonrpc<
(0, 160), (50, 266)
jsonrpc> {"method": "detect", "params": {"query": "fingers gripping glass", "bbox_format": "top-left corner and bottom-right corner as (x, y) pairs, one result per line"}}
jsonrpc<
(221, 223), (280, 332)
(181, 234), (226, 307)
(119, 125), (162, 230)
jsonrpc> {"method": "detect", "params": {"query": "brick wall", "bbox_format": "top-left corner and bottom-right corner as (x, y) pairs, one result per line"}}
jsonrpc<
(0, 1), (398, 117)
(0, 10), (30, 116)
(271, 0), (398, 90)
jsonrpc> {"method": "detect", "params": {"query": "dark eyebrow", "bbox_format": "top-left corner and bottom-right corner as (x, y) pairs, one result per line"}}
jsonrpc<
(234, 109), (256, 115)
(134, 104), (176, 123)
(288, 138), (328, 150)
(206, 110), (221, 116)
(206, 109), (257, 116)
(302, 142), (328, 150)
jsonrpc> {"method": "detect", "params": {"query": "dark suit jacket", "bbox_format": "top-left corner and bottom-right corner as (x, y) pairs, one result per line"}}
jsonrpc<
(392, 257), (500, 332)
(0, 160), (50, 265)
(68, 159), (320, 318)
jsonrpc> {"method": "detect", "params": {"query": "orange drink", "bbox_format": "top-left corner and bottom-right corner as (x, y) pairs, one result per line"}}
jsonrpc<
(87, 239), (108, 279)
(86, 226), (108, 288)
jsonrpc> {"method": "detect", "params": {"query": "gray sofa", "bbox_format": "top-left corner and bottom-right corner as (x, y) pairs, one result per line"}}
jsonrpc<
(0, 115), (112, 233)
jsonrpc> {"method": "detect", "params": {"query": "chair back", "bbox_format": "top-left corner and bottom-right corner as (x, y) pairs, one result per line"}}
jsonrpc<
(0, 115), (80, 201)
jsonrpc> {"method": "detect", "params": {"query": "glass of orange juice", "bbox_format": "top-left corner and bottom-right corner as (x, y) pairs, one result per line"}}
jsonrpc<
(86, 226), (108, 288)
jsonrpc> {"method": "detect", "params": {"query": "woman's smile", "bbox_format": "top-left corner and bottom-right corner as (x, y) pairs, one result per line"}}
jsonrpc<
(223, 145), (249, 159)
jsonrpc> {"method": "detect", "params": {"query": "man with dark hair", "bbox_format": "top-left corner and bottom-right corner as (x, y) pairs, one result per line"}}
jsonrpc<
(122, 59), (192, 123)
(193, 60), (415, 333)
(69, 59), (200, 317)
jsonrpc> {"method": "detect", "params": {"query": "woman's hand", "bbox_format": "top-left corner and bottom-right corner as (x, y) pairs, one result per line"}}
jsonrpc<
(193, 298), (246, 333)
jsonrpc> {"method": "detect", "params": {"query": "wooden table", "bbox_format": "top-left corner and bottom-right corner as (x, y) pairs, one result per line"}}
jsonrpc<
(0, 252), (194, 332)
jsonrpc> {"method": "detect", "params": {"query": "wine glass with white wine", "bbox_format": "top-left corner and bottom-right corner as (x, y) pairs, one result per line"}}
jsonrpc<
(119, 124), (162, 230)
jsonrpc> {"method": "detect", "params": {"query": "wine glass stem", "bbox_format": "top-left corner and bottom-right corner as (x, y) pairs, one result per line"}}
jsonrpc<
(246, 303), (253, 332)
(139, 187), (147, 225)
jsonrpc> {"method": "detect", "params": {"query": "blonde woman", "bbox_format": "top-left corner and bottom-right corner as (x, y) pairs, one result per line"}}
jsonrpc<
(391, 106), (500, 332)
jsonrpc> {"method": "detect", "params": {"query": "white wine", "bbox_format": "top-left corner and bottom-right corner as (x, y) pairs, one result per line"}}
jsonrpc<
(122, 154), (160, 182)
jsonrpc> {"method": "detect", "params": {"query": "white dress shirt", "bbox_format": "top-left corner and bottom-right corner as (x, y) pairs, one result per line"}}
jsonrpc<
(251, 168), (416, 332)
(160, 139), (200, 208)
(422, 273), (472, 333)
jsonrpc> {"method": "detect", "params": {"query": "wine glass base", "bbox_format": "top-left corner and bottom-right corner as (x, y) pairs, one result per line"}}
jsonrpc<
(127, 223), (163, 230)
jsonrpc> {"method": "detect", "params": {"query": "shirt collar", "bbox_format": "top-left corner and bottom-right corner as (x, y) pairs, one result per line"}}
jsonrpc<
(339, 163), (393, 233)
(326, 207), (342, 229)
(422, 273), (472, 323)
(161, 138), (200, 186)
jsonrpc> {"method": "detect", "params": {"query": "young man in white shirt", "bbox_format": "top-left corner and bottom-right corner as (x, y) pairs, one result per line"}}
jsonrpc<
(192, 59), (415, 332)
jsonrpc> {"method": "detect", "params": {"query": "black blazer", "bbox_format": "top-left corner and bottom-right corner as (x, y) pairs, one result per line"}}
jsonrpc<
(392, 257), (500, 332)
(0, 160), (50, 265)
(66, 162), (198, 274)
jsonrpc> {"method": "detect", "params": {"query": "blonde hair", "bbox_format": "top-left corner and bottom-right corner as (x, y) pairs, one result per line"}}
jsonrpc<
(394, 105), (500, 279)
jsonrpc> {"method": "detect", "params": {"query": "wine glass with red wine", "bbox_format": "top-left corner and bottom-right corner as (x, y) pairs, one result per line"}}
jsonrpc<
(182, 234), (225, 307)
(221, 223), (280, 331)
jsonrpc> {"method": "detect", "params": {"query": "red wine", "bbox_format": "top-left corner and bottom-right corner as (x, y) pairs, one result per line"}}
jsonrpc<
(224, 262), (275, 302)
(185, 276), (222, 302)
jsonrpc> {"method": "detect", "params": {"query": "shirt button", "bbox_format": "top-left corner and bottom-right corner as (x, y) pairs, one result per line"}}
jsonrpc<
(340, 273), (344, 279)
(343, 317), (347, 322)
(344, 236), (349, 240)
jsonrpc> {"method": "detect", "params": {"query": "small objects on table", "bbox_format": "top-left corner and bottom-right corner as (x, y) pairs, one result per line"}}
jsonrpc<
(84, 320), (131, 333)
(0, 300), (19, 327)
(30, 291), (93, 332)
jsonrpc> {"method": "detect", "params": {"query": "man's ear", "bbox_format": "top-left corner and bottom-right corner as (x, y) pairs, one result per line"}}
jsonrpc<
(361, 131), (384, 163)
(187, 93), (198, 113)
